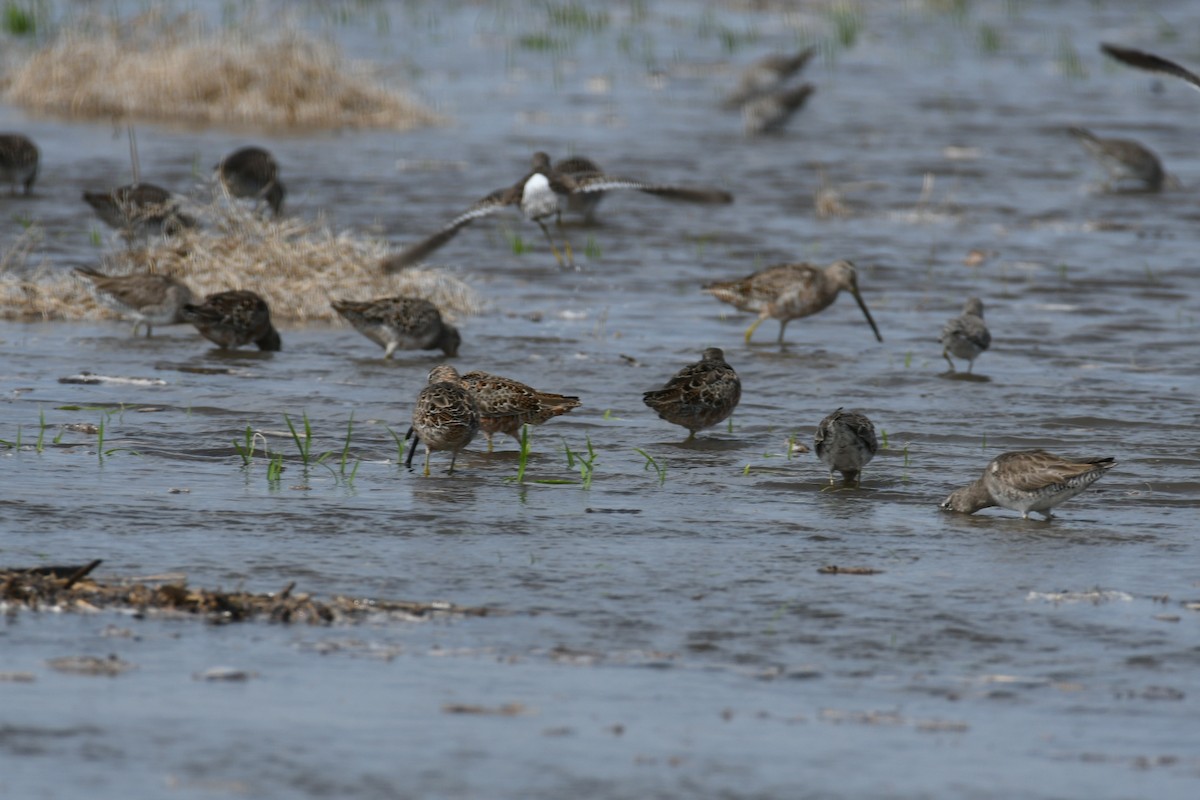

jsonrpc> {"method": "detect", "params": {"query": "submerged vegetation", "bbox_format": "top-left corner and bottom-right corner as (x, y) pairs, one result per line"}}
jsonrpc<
(3, 11), (440, 130)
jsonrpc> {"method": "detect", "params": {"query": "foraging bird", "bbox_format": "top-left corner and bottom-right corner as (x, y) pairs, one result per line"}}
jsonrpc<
(331, 296), (460, 358)
(722, 47), (817, 108)
(814, 408), (878, 488)
(742, 83), (816, 135)
(0, 133), (38, 195)
(382, 151), (733, 270)
(216, 146), (285, 216)
(642, 347), (741, 441)
(74, 266), (194, 337)
(181, 290), (281, 351)
(406, 365), (480, 476)
(704, 259), (882, 344)
(940, 450), (1116, 520)
(1069, 127), (1164, 192)
(940, 297), (991, 374)
(83, 183), (196, 238)
(1100, 43), (1200, 94)
(460, 370), (581, 451)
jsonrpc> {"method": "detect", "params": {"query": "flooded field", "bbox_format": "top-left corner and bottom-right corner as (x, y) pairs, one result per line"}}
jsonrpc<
(2, 1), (1199, 797)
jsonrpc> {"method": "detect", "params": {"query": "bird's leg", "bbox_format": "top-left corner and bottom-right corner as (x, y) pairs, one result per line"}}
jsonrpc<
(943, 349), (956, 372)
(536, 219), (566, 267)
(744, 315), (767, 343)
(487, 434), (494, 454)
(448, 451), (458, 475)
(423, 447), (432, 477)
(966, 359), (974, 375)
(685, 430), (696, 443)
(776, 320), (789, 345)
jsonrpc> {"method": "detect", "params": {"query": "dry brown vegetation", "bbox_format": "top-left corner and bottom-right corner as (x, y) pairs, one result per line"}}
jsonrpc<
(0, 196), (483, 323)
(3, 11), (441, 131)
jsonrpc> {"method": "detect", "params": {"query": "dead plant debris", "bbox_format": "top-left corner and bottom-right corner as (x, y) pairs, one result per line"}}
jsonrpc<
(1, 561), (491, 625)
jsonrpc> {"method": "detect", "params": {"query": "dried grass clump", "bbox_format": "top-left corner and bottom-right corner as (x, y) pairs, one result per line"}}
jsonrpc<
(0, 561), (491, 625)
(0, 198), (483, 323)
(4, 12), (441, 131)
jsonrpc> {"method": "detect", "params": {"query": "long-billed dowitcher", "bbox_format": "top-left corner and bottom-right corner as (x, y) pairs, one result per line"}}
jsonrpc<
(406, 365), (480, 476)
(216, 146), (285, 216)
(642, 347), (741, 441)
(1069, 127), (1164, 192)
(940, 297), (991, 374)
(704, 260), (882, 344)
(83, 183), (196, 238)
(722, 47), (816, 109)
(460, 370), (581, 451)
(1101, 43), (1200, 93)
(743, 83), (816, 135)
(331, 296), (460, 358)
(940, 450), (1116, 520)
(181, 290), (281, 351)
(0, 134), (38, 195)
(814, 408), (878, 488)
(382, 151), (733, 270)
(74, 267), (194, 337)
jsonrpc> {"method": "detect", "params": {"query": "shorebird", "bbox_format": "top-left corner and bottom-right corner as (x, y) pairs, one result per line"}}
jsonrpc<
(181, 290), (281, 351)
(460, 370), (581, 451)
(0, 134), (38, 195)
(814, 408), (878, 488)
(405, 365), (480, 476)
(703, 259), (882, 344)
(381, 151), (733, 270)
(743, 83), (816, 135)
(1101, 43), (1200, 93)
(74, 267), (194, 337)
(940, 450), (1116, 520)
(331, 296), (460, 358)
(554, 155), (606, 221)
(940, 297), (991, 373)
(216, 146), (285, 216)
(83, 183), (196, 238)
(722, 47), (817, 108)
(642, 347), (741, 441)
(1069, 127), (1164, 192)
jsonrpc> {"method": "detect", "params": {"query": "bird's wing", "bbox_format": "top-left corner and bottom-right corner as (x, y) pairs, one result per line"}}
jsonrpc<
(383, 186), (520, 272)
(1101, 43), (1200, 92)
(568, 173), (733, 204)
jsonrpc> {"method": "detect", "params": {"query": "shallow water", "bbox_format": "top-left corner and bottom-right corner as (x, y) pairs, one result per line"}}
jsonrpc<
(2, 1), (1200, 797)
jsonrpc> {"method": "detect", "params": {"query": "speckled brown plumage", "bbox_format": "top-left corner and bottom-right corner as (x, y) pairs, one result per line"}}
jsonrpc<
(704, 259), (882, 344)
(216, 146), (285, 216)
(74, 266), (194, 337)
(0, 133), (38, 195)
(460, 370), (580, 451)
(642, 347), (741, 440)
(1069, 127), (1164, 192)
(406, 365), (480, 476)
(331, 296), (460, 358)
(940, 450), (1116, 520)
(82, 183), (196, 238)
(814, 408), (878, 487)
(181, 290), (281, 351)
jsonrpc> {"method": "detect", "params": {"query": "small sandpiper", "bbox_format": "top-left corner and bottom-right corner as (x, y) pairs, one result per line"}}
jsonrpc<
(940, 450), (1116, 520)
(940, 297), (991, 373)
(1101, 43), (1200, 94)
(83, 183), (197, 238)
(460, 370), (581, 452)
(382, 151), (732, 270)
(406, 365), (480, 476)
(814, 408), (878, 488)
(1069, 127), (1165, 192)
(215, 146), (285, 216)
(642, 347), (741, 441)
(704, 260), (882, 344)
(742, 83), (816, 135)
(0, 134), (39, 195)
(331, 296), (460, 358)
(722, 47), (817, 109)
(181, 290), (281, 351)
(74, 266), (194, 337)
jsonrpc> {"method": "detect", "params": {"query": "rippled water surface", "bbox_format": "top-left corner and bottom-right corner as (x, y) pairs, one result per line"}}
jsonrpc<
(3, 1), (1200, 797)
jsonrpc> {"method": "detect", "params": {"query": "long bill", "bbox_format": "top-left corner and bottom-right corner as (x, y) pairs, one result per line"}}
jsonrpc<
(851, 289), (883, 342)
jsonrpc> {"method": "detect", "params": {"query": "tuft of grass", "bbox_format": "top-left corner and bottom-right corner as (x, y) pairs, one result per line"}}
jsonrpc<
(518, 32), (568, 53)
(233, 425), (257, 466)
(563, 436), (597, 489)
(4, 197), (481, 323)
(507, 424), (532, 484)
(1055, 32), (1086, 79)
(506, 230), (532, 255)
(283, 412), (334, 471)
(880, 428), (890, 450)
(3, 2), (36, 36)
(583, 236), (601, 260)
(977, 23), (1002, 54)
(6, 14), (442, 130)
(267, 451), (284, 483)
(338, 412), (358, 478)
(633, 448), (666, 485)
(827, 3), (863, 49)
(385, 425), (407, 466)
(544, 2), (609, 32)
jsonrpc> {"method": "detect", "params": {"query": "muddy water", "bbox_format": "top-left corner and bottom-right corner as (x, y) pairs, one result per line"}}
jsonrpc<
(3, 1), (1200, 797)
